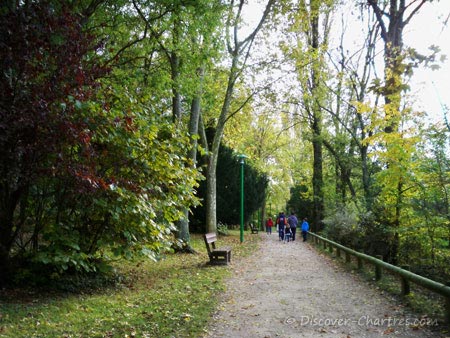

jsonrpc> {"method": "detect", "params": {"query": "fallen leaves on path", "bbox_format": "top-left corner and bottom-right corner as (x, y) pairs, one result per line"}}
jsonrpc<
(204, 235), (443, 338)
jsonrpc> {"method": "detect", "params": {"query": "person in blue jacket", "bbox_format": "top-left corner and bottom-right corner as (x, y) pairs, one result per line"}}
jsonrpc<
(287, 212), (298, 241)
(277, 212), (287, 241)
(301, 218), (309, 242)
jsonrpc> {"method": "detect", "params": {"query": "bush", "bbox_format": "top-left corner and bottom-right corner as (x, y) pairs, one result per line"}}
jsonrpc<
(323, 209), (363, 249)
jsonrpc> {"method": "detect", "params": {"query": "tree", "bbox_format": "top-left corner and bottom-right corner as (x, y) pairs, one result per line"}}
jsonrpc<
(0, 0), (203, 283)
(282, 0), (335, 231)
(317, 3), (381, 214)
(367, 0), (429, 132)
(204, 0), (276, 233)
(366, 0), (433, 264)
(286, 184), (313, 219)
(107, 0), (226, 250)
(191, 142), (268, 229)
(0, 1), (108, 282)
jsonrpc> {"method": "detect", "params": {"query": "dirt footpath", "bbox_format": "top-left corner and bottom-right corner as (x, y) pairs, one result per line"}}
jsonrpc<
(204, 233), (447, 338)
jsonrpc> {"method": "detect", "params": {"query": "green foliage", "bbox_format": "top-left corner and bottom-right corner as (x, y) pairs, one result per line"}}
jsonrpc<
(0, 232), (261, 337)
(0, 1), (111, 281)
(322, 209), (363, 248)
(395, 125), (450, 282)
(2, 0), (449, 290)
(8, 79), (202, 276)
(286, 184), (314, 219)
(191, 142), (268, 231)
(223, 94), (298, 212)
(217, 222), (230, 236)
(0, 0), (217, 281)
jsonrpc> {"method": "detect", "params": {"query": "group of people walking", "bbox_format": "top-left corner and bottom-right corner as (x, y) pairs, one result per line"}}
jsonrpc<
(265, 212), (309, 242)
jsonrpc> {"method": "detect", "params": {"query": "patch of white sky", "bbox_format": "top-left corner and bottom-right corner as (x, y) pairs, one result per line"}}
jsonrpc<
(242, 0), (450, 125)
(402, 1), (450, 124)
(239, 1), (298, 127)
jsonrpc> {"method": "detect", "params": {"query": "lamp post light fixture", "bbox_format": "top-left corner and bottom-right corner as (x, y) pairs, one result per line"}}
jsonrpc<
(237, 154), (247, 243)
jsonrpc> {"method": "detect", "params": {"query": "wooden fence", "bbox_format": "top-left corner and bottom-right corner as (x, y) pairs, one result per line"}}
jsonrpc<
(308, 231), (450, 324)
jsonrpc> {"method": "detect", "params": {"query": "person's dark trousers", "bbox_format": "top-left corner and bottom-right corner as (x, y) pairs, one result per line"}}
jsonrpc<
(279, 228), (284, 241)
(302, 230), (307, 242)
(291, 227), (297, 241)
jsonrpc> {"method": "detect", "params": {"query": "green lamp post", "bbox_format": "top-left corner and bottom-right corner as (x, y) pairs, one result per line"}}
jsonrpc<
(238, 154), (247, 243)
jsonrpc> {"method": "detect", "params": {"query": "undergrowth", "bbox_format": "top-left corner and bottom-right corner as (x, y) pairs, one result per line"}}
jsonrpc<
(0, 230), (261, 337)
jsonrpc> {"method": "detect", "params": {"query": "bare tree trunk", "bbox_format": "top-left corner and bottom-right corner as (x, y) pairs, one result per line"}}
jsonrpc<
(0, 189), (22, 286)
(206, 56), (238, 233)
(205, 0), (275, 233)
(205, 157), (218, 233)
(176, 67), (204, 249)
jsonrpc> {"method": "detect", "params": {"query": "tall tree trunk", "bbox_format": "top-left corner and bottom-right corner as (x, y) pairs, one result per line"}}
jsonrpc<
(368, 0), (428, 263)
(168, 16), (189, 246)
(169, 49), (188, 245)
(171, 53), (182, 124)
(0, 189), (21, 286)
(310, 0), (324, 232)
(205, 0), (274, 233)
(351, 12), (377, 213)
(176, 67), (204, 249)
(206, 57), (238, 233)
(311, 123), (324, 232)
(205, 157), (218, 233)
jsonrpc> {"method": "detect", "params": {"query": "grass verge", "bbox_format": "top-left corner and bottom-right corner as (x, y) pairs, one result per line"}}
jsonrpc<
(0, 230), (261, 338)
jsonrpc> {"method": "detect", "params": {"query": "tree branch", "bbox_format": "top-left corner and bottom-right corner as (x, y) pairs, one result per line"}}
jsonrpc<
(403, 0), (427, 26)
(367, 0), (389, 42)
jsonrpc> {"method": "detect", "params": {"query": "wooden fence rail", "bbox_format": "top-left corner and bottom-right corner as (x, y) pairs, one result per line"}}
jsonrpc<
(308, 231), (450, 324)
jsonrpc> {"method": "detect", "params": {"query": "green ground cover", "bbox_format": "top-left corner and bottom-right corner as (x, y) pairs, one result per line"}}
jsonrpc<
(0, 231), (261, 338)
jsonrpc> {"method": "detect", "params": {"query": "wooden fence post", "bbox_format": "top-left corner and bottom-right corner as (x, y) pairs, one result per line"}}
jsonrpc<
(357, 257), (363, 270)
(400, 265), (411, 295)
(446, 282), (450, 324)
(307, 232), (450, 320)
(336, 247), (341, 258)
(345, 252), (351, 264)
(375, 255), (383, 281)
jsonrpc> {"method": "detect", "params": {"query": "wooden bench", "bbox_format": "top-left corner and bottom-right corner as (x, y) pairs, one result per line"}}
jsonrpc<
(249, 223), (259, 234)
(203, 233), (231, 265)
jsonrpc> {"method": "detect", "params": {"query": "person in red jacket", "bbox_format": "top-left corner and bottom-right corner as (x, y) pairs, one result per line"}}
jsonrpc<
(265, 217), (274, 234)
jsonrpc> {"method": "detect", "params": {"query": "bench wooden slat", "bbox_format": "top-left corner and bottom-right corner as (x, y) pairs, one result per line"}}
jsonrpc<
(204, 233), (217, 244)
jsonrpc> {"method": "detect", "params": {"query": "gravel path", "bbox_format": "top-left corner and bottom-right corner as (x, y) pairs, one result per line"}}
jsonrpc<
(204, 233), (446, 338)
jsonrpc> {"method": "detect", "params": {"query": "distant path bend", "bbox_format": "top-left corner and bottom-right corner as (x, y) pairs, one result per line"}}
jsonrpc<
(204, 233), (444, 338)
